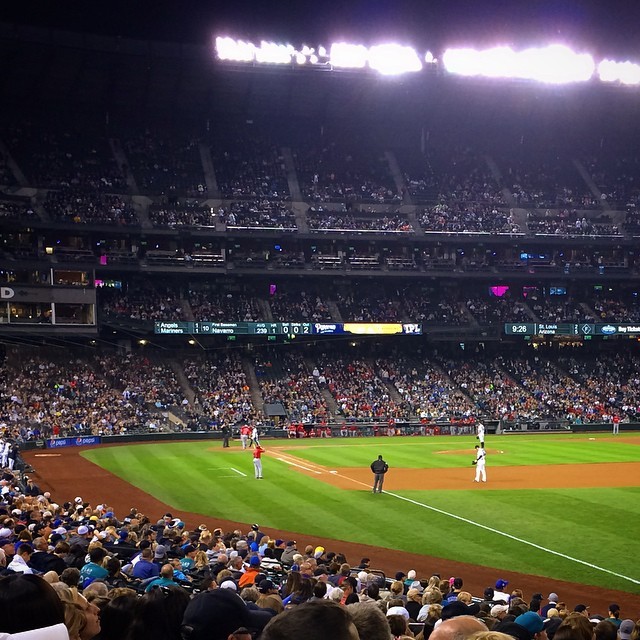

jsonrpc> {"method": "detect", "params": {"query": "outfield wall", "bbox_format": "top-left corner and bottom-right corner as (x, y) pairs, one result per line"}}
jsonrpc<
(17, 420), (639, 451)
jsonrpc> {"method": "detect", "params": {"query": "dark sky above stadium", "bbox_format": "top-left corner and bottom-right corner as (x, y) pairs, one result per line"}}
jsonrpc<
(4, 0), (640, 59)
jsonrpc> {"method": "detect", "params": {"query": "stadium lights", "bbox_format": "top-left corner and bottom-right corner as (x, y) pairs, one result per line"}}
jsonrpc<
(216, 36), (424, 75)
(368, 44), (423, 75)
(442, 45), (594, 84)
(598, 59), (640, 85)
(215, 35), (640, 86)
(330, 43), (368, 69)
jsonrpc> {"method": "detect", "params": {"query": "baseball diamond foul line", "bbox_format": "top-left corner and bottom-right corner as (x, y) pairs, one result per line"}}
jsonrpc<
(276, 456), (322, 474)
(230, 467), (247, 477)
(332, 471), (640, 586)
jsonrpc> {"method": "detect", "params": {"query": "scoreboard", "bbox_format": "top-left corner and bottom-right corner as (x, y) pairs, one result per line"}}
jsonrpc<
(155, 321), (422, 336)
(504, 323), (640, 337)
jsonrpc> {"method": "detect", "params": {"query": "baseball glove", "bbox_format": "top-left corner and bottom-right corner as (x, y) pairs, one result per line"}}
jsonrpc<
(472, 460), (477, 465)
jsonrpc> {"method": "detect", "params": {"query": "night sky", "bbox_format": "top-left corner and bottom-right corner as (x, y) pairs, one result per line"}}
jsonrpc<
(3, 0), (640, 59)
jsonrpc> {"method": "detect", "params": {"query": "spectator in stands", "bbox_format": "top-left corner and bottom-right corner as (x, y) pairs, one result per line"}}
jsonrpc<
(0, 574), (66, 637)
(182, 588), (272, 640)
(261, 600), (360, 640)
(431, 616), (487, 640)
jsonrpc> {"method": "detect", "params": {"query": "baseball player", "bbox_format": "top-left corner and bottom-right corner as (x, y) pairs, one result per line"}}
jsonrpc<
(253, 444), (265, 479)
(476, 422), (485, 447)
(240, 424), (250, 450)
(473, 444), (486, 482)
(250, 425), (260, 448)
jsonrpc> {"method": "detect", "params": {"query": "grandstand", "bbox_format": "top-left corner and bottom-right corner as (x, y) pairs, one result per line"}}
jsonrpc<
(0, 16), (640, 640)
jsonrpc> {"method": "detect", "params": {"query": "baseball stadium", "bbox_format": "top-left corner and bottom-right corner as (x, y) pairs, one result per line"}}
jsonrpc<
(2, 2), (640, 639)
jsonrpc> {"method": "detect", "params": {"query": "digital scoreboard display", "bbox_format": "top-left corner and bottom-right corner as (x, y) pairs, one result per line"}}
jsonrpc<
(504, 323), (640, 337)
(155, 322), (422, 336)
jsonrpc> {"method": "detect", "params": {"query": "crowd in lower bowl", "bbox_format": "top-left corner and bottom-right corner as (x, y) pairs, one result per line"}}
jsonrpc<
(0, 483), (637, 640)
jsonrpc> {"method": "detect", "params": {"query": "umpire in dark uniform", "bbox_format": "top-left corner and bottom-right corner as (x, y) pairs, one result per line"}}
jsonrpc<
(221, 424), (231, 448)
(370, 455), (389, 493)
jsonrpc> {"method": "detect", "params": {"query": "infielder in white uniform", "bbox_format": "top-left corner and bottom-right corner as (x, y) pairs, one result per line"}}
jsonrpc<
(476, 422), (485, 447)
(473, 445), (486, 482)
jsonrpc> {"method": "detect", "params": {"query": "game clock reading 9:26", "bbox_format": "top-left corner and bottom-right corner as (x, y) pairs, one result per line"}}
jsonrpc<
(506, 323), (535, 335)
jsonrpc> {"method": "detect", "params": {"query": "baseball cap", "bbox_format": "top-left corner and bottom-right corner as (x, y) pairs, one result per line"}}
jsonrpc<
(154, 544), (167, 558)
(258, 579), (276, 593)
(495, 621), (531, 640)
(491, 604), (509, 617)
(574, 604), (589, 613)
(441, 601), (481, 620)
(619, 620), (635, 640)
(387, 606), (410, 620)
(495, 579), (509, 590)
(182, 587), (272, 640)
(515, 612), (546, 634)
(249, 556), (261, 567)
(77, 525), (89, 535)
(220, 580), (238, 591)
(548, 593), (559, 601)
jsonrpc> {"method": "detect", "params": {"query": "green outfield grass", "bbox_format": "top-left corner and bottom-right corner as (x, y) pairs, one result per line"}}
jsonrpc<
(82, 433), (640, 594)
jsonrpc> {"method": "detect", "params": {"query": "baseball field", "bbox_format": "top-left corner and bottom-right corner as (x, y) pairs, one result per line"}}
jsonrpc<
(27, 432), (640, 609)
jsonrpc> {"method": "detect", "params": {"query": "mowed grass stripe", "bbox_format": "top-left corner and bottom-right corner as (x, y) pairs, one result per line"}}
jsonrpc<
(401, 487), (639, 583)
(286, 437), (640, 469)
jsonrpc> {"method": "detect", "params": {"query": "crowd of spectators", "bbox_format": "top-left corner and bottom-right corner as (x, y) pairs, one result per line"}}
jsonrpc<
(379, 355), (476, 421)
(437, 354), (534, 421)
(295, 138), (400, 204)
(0, 353), (180, 442)
(255, 352), (329, 423)
(100, 286), (184, 322)
(315, 353), (406, 420)
(212, 134), (289, 200)
(527, 211), (619, 236)
(419, 204), (519, 234)
(0, 198), (37, 220)
(3, 341), (640, 442)
(496, 354), (613, 422)
(590, 292), (640, 322)
(557, 351), (640, 421)
(5, 123), (127, 192)
(465, 295), (530, 325)
(148, 204), (216, 228)
(308, 210), (413, 233)
(183, 353), (257, 427)
(335, 289), (401, 323)
(188, 289), (261, 323)
(527, 294), (592, 324)
(123, 132), (206, 198)
(221, 201), (297, 229)
(268, 289), (332, 323)
(504, 153), (598, 210)
(44, 189), (138, 226)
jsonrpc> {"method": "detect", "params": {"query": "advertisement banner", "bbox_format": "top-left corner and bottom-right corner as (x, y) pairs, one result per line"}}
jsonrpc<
(46, 436), (101, 449)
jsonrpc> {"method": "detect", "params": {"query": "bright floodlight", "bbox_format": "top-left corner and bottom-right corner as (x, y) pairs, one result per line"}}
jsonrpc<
(368, 44), (422, 75)
(216, 37), (255, 62)
(599, 59), (640, 85)
(255, 41), (295, 64)
(330, 43), (368, 68)
(443, 44), (594, 83)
